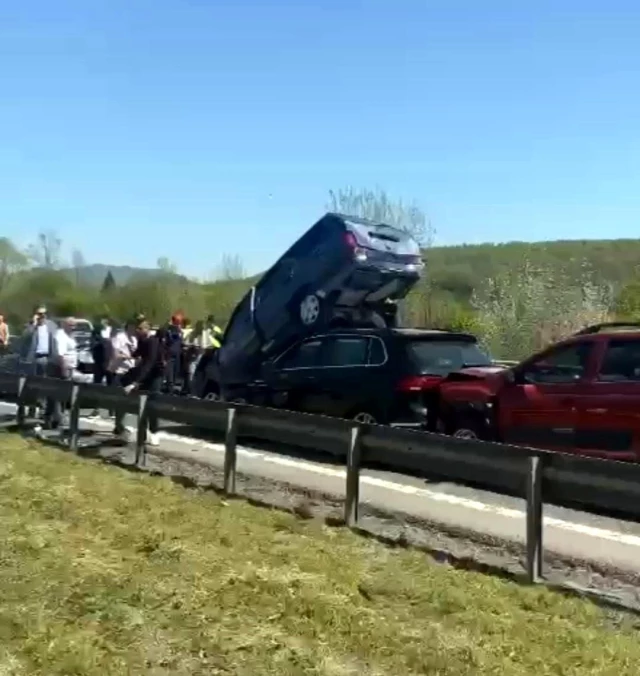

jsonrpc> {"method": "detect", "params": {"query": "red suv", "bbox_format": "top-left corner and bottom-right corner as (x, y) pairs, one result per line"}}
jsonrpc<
(436, 323), (640, 461)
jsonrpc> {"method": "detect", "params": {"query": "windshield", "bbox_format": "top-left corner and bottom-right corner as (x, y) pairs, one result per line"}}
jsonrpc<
(73, 321), (92, 334)
(346, 221), (420, 256)
(404, 340), (491, 376)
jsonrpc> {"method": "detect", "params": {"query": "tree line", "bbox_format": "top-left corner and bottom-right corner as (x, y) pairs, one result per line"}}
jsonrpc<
(2, 187), (640, 359)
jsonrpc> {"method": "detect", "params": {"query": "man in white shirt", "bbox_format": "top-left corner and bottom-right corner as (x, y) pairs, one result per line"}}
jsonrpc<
(55, 318), (78, 377)
(33, 317), (76, 435)
(108, 321), (138, 440)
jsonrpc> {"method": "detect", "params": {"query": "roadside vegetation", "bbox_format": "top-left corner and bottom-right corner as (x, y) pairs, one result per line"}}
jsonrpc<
(2, 186), (640, 359)
(1, 432), (639, 675)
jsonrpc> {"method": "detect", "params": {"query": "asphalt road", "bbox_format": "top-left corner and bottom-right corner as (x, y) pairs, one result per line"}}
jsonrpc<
(3, 401), (640, 574)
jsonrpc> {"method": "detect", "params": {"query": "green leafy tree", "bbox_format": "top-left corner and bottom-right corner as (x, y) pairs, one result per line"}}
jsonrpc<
(614, 275), (640, 320)
(471, 260), (613, 359)
(101, 270), (117, 293)
(0, 237), (29, 294)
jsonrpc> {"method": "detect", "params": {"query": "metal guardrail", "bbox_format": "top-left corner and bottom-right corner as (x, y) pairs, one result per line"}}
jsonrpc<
(1, 373), (639, 585)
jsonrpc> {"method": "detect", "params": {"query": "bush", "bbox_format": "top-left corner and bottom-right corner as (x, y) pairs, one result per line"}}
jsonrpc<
(470, 260), (613, 360)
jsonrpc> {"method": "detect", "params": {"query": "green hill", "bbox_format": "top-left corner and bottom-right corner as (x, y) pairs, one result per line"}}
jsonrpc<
(199, 238), (640, 309)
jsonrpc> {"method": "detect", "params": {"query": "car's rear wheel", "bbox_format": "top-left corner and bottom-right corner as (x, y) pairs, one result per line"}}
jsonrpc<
(453, 427), (479, 440)
(352, 411), (377, 424)
(445, 413), (491, 441)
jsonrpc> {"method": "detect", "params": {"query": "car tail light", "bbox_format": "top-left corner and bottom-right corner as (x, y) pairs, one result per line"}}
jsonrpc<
(344, 232), (368, 261)
(396, 375), (442, 392)
(344, 232), (358, 249)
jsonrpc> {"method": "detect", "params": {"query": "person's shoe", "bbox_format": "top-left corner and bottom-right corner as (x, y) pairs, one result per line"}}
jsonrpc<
(146, 432), (160, 447)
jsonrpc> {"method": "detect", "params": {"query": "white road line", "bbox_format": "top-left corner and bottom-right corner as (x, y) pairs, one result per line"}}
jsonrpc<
(3, 403), (640, 549)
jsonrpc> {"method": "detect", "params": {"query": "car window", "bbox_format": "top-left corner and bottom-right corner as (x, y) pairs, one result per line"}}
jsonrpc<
(597, 340), (640, 382)
(321, 337), (369, 367)
(73, 321), (92, 334)
(368, 338), (386, 365)
(403, 340), (491, 376)
(277, 339), (323, 369)
(523, 342), (592, 384)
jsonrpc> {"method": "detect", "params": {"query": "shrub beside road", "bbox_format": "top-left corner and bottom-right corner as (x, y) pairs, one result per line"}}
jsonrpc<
(1, 433), (639, 675)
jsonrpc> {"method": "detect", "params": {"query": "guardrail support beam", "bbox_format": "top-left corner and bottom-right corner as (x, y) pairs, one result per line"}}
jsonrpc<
(68, 385), (80, 452)
(16, 377), (27, 428)
(135, 394), (149, 466)
(223, 407), (238, 496)
(525, 454), (544, 583)
(345, 425), (362, 528)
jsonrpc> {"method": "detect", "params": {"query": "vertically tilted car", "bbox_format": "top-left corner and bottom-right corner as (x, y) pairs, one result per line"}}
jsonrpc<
(213, 212), (425, 395)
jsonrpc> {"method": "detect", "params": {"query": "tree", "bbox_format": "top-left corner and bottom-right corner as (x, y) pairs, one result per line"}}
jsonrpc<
(28, 230), (63, 269)
(614, 273), (640, 320)
(211, 254), (246, 281)
(157, 256), (177, 274)
(0, 237), (29, 293)
(471, 260), (613, 359)
(101, 270), (117, 293)
(327, 186), (434, 246)
(71, 249), (86, 285)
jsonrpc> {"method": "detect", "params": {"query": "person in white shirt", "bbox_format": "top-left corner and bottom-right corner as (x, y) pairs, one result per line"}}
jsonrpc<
(35, 317), (78, 433)
(55, 318), (78, 377)
(108, 321), (138, 440)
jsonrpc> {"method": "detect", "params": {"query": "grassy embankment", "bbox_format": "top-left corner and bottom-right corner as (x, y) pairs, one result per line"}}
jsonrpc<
(0, 433), (638, 675)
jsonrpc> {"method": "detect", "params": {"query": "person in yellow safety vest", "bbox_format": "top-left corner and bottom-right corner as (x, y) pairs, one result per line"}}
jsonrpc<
(205, 314), (223, 349)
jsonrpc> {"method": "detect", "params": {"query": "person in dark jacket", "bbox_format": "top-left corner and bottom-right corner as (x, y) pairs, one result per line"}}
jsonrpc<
(163, 312), (184, 394)
(89, 319), (114, 417)
(122, 317), (165, 446)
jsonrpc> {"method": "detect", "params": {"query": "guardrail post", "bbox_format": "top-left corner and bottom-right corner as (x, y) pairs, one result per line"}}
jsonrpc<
(135, 394), (149, 466)
(223, 407), (238, 496)
(68, 385), (80, 452)
(16, 376), (27, 428)
(525, 454), (544, 583)
(344, 425), (362, 528)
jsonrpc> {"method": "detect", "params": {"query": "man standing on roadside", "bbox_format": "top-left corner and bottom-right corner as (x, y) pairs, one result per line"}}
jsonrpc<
(121, 317), (165, 446)
(108, 320), (138, 441)
(22, 306), (59, 426)
(41, 317), (79, 433)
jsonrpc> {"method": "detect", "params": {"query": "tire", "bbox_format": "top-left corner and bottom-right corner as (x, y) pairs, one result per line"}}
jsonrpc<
(201, 380), (220, 401)
(446, 414), (490, 441)
(352, 411), (378, 424)
(298, 292), (323, 327)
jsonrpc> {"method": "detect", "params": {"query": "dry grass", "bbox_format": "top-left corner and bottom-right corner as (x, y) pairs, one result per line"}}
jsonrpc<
(0, 433), (639, 675)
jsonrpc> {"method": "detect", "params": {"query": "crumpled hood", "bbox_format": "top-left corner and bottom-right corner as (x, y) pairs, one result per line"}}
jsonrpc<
(456, 365), (507, 378)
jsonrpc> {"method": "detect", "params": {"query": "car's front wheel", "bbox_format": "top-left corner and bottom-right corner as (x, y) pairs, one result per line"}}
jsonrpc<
(299, 293), (322, 326)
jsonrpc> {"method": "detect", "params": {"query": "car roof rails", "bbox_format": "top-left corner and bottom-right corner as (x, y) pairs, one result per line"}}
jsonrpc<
(574, 322), (640, 336)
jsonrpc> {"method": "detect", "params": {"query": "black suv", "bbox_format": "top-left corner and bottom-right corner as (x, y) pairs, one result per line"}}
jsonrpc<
(239, 327), (492, 428)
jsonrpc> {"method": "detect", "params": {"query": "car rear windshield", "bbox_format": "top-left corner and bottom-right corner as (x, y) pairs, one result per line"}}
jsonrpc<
(403, 339), (491, 376)
(347, 221), (420, 256)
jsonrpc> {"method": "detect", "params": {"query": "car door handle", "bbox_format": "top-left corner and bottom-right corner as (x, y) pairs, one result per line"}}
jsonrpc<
(585, 408), (607, 414)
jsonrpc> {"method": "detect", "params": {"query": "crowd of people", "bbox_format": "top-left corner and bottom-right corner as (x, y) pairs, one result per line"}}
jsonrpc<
(17, 306), (224, 446)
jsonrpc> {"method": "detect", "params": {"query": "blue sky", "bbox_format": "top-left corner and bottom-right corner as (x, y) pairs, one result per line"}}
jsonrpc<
(1, 0), (640, 276)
